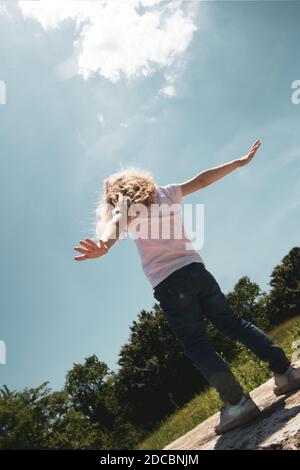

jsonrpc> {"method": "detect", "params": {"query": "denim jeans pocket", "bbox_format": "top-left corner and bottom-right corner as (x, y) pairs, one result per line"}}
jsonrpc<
(154, 280), (195, 315)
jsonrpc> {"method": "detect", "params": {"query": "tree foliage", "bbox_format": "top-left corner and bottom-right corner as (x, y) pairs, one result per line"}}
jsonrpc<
(267, 247), (300, 324)
(0, 383), (100, 449)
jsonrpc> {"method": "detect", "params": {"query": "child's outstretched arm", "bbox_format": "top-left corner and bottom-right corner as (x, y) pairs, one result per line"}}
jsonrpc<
(73, 194), (131, 262)
(179, 139), (261, 197)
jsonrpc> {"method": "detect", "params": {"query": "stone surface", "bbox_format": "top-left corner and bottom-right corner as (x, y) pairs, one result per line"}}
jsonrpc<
(164, 361), (300, 450)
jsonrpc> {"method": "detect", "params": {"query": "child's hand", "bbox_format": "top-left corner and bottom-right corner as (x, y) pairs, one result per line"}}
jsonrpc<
(237, 139), (261, 167)
(74, 239), (108, 261)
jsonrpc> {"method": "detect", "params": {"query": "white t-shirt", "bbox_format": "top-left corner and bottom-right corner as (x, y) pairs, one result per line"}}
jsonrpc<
(126, 184), (204, 288)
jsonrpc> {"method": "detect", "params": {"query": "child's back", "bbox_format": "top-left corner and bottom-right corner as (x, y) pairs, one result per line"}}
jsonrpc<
(127, 183), (203, 288)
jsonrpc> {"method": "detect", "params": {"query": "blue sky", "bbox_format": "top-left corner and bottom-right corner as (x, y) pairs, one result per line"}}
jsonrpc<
(0, 0), (299, 391)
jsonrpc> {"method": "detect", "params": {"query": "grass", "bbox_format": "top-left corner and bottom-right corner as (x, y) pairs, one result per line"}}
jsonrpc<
(136, 316), (300, 450)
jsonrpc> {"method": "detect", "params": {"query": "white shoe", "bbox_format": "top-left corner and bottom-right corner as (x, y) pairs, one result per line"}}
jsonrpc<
(214, 394), (261, 435)
(273, 363), (300, 396)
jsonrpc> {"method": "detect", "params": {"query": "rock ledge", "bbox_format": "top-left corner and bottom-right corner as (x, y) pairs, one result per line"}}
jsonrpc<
(164, 361), (300, 450)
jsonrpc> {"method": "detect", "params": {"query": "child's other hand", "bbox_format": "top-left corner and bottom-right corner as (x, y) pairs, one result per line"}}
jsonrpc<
(237, 139), (261, 167)
(74, 239), (108, 261)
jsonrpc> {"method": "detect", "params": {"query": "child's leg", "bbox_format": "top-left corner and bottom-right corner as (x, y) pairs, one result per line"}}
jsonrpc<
(198, 267), (291, 375)
(154, 286), (245, 404)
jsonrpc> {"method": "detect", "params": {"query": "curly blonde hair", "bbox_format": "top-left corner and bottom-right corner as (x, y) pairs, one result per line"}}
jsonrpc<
(94, 166), (157, 238)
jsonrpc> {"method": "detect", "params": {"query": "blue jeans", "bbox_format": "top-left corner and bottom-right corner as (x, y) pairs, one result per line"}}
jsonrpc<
(153, 262), (290, 404)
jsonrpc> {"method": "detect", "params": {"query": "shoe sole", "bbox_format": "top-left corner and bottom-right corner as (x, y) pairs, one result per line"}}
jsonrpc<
(214, 406), (261, 435)
(273, 379), (300, 396)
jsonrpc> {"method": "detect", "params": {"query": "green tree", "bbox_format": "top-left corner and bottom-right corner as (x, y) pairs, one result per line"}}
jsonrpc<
(64, 355), (143, 449)
(226, 276), (271, 331)
(0, 383), (100, 449)
(267, 247), (300, 325)
(65, 355), (117, 428)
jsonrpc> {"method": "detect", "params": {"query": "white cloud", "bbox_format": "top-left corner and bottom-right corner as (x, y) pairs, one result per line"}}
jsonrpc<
(159, 84), (176, 97)
(55, 46), (80, 81)
(0, 2), (10, 18)
(97, 113), (106, 127)
(18, 0), (198, 84)
(164, 72), (176, 83)
(120, 121), (129, 128)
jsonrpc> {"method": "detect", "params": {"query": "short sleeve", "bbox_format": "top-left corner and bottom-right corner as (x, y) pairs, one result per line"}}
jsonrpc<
(160, 184), (182, 204)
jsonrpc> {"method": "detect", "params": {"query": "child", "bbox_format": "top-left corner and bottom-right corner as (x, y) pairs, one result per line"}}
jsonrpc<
(74, 140), (300, 434)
